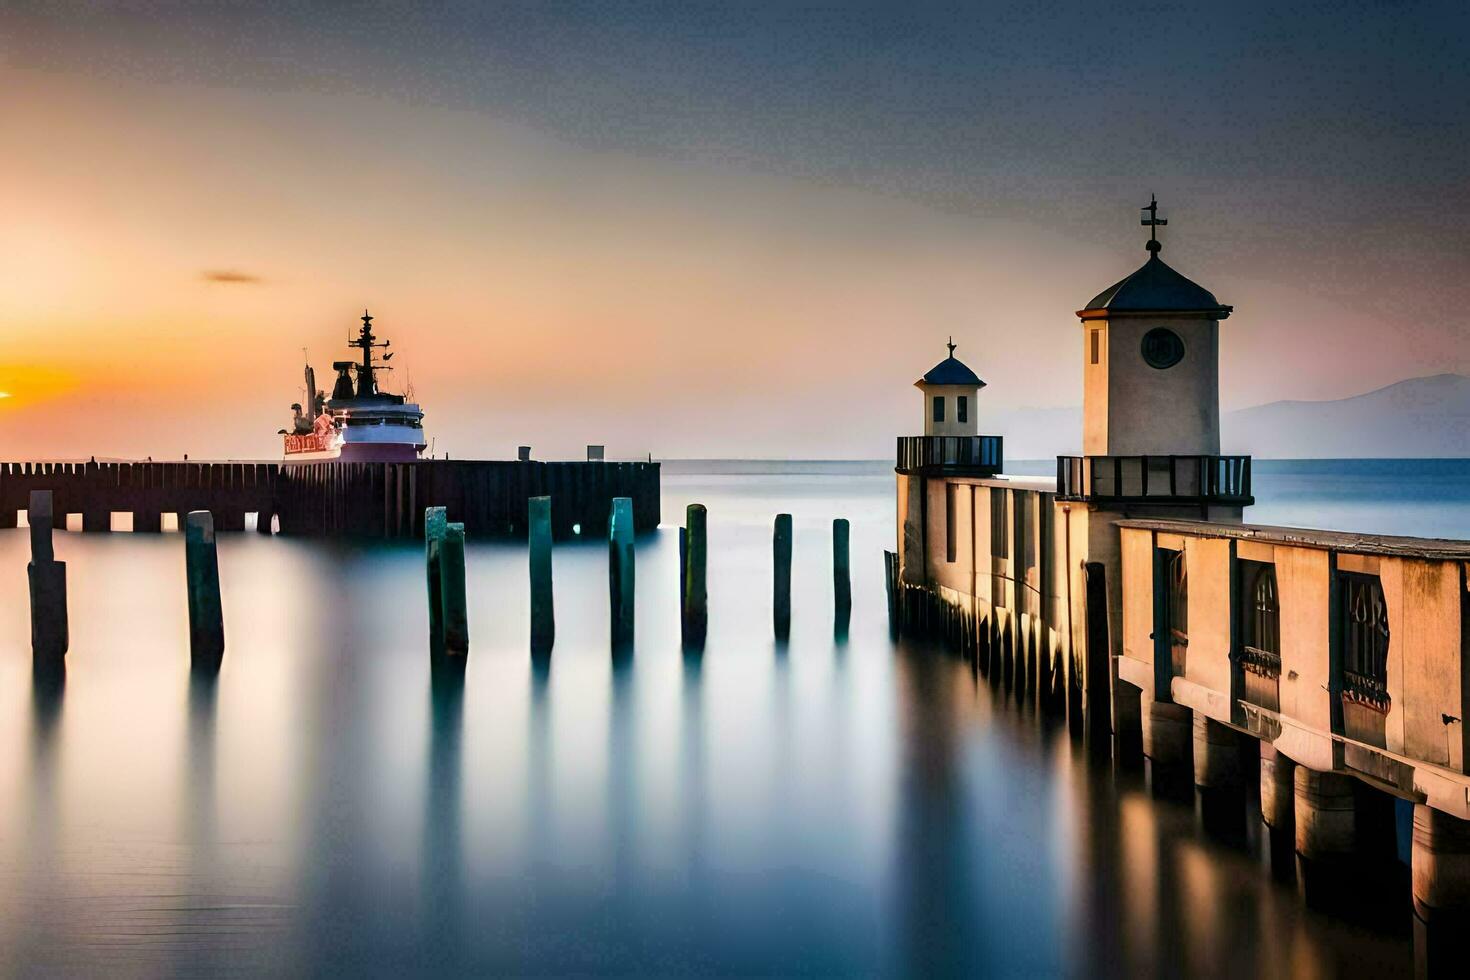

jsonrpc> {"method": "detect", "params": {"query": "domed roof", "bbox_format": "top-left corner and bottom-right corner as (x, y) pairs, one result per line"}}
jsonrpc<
(915, 340), (985, 388)
(1083, 250), (1230, 315)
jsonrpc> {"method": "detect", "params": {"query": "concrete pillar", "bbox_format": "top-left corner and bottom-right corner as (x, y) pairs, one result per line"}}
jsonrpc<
(1294, 767), (1357, 862)
(609, 496), (635, 650)
(773, 514), (791, 641)
(1411, 804), (1470, 923)
(682, 504), (707, 650)
(1259, 744), (1296, 832)
(184, 511), (224, 671)
(832, 518), (851, 638)
(1144, 700), (1192, 771)
(1193, 714), (1243, 791)
(1112, 680), (1144, 767)
(528, 496), (554, 656)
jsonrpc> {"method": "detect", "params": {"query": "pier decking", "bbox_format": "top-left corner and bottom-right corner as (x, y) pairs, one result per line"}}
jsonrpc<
(0, 458), (660, 539)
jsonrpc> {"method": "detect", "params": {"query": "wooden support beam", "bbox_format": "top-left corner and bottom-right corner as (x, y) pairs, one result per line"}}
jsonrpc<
(529, 495), (554, 655)
(184, 510), (225, 672)
(440, 521), (469, 658)
(773, 513), (792, 641)
(682, 503), (707, 650)
(426, 506), (448, 660)
(833, 517), (852, 637)
(27, 490), (67, 666)
(609, 496), (635, 650)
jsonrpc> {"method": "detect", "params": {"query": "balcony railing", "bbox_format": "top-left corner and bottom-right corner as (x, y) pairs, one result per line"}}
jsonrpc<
(1056, 454), (1252, 505)
(896, 435), (1004, 475)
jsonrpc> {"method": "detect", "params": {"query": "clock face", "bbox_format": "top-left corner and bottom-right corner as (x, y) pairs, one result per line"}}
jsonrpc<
(1141, 327), (1185, 369)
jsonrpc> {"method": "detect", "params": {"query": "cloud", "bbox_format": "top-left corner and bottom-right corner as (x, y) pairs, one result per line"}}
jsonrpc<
(200, 269), (262, 284)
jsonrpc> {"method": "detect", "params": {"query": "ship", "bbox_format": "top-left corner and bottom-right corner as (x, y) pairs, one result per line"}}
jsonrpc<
(281, 310), (427, 462)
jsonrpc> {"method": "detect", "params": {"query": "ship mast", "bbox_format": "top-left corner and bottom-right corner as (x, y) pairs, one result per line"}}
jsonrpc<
(349, 309), (391, 397)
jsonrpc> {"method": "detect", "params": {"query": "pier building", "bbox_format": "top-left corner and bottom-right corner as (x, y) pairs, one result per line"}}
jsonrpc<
(889, 199), (1470, 933)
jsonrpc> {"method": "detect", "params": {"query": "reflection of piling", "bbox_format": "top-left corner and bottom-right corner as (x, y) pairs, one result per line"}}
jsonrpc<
(833, 518), (852, 637)
(528, 496), (554, 655)
(609, 496), (635, 650)
(441, 522), (469, 658)
(27, 490), (68, 666)
(425, 506), (447, 659)
(682, 504), (708, 650)
(773, 514), (792, 640)
(184, 510), (225, 671)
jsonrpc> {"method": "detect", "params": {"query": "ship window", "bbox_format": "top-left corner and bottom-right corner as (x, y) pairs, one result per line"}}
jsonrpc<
(933, 396), (945, 423)
(957, 396), (968, 424)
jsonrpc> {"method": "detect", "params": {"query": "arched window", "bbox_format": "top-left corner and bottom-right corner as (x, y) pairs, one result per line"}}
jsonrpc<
(1341, 573), (1390, 711)
(1240, 562), (1281, 711)
(1244, 564), (1279, 667)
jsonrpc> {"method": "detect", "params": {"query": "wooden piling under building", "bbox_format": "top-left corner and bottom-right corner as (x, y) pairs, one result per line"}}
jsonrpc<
(0, 458), (659, 539)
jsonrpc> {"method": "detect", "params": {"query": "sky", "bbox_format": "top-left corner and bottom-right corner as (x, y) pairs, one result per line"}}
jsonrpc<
(0, 1), (1467, 460)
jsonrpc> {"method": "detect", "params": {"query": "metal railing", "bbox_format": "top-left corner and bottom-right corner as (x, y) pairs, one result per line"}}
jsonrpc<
(896, 435), (1004, 474)
(1055, 454), (1252, 504)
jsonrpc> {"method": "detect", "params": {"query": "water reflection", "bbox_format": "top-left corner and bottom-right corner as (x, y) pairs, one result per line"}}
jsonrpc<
(0, 473), (1431, 975)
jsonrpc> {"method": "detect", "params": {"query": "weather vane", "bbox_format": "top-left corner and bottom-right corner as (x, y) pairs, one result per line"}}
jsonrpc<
(946, 335), (956, 357)
(1141, 193), (1167, 253)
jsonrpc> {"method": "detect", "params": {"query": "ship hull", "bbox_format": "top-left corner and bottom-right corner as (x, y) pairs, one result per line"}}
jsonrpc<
(285, 441), (423, 463)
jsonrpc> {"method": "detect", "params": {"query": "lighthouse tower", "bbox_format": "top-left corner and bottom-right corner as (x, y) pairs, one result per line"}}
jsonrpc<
(1079, 196), (1232, 457)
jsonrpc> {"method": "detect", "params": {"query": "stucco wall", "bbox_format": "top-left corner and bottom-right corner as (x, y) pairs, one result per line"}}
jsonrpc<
(1390, 558), (1464, 769)
(1090, 314), (1221, 457)
(1083, 324), (1109, 456)
(920, 384), (980, 437)
(1276, 545), (1332, 732)
(1180, 535), (1233, 696)
(1118, 525), (1468, 783)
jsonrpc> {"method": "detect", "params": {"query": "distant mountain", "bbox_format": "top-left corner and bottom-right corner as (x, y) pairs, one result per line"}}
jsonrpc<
(990, 374), (1470, 460)
(1224, 374), (1470, 458)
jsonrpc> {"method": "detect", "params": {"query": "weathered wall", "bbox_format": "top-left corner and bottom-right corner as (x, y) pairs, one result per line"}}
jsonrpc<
(920, 384), (980, 437)
(1117, 519), (1470, 818)
(1391, 558), (1464, 770)
(1089, 314), (1222, 457)
(1082, 323), (1109, 455)
(1275, 545), (1332, 733)
(1119, 527), (1156, 697)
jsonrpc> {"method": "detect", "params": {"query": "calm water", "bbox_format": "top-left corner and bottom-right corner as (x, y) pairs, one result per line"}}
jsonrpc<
(1, 460), (1462, 977)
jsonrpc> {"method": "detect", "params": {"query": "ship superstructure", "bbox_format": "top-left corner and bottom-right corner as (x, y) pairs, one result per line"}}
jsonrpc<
(281, 311), (426, 462)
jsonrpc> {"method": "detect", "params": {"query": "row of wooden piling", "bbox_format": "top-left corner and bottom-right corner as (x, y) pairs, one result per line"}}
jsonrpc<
(27, 489), (226, 674)
(23, 490), (853, 674)
(426, 501), (852, 660)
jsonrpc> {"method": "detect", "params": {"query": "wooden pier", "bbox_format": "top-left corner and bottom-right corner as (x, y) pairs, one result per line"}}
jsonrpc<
(0, 458), (660, 539)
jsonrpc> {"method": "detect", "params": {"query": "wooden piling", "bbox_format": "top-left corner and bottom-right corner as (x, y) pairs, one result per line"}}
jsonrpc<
(682, 503), (707, 649)
(425, 506), (448, 659)
(27, 490), (68, 665)
(184, 510), (225, 670)
(679, 526), (688, 611)
(529, 495), (554, 654)
(833, 517), (852, 636)
(773, 513), (792, 640)
(609, 496), (635, 649)
(440, 521), (469, 657)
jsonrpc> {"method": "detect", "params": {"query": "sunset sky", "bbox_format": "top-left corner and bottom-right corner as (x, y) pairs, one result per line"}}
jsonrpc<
(1, 1), (1466, 460)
